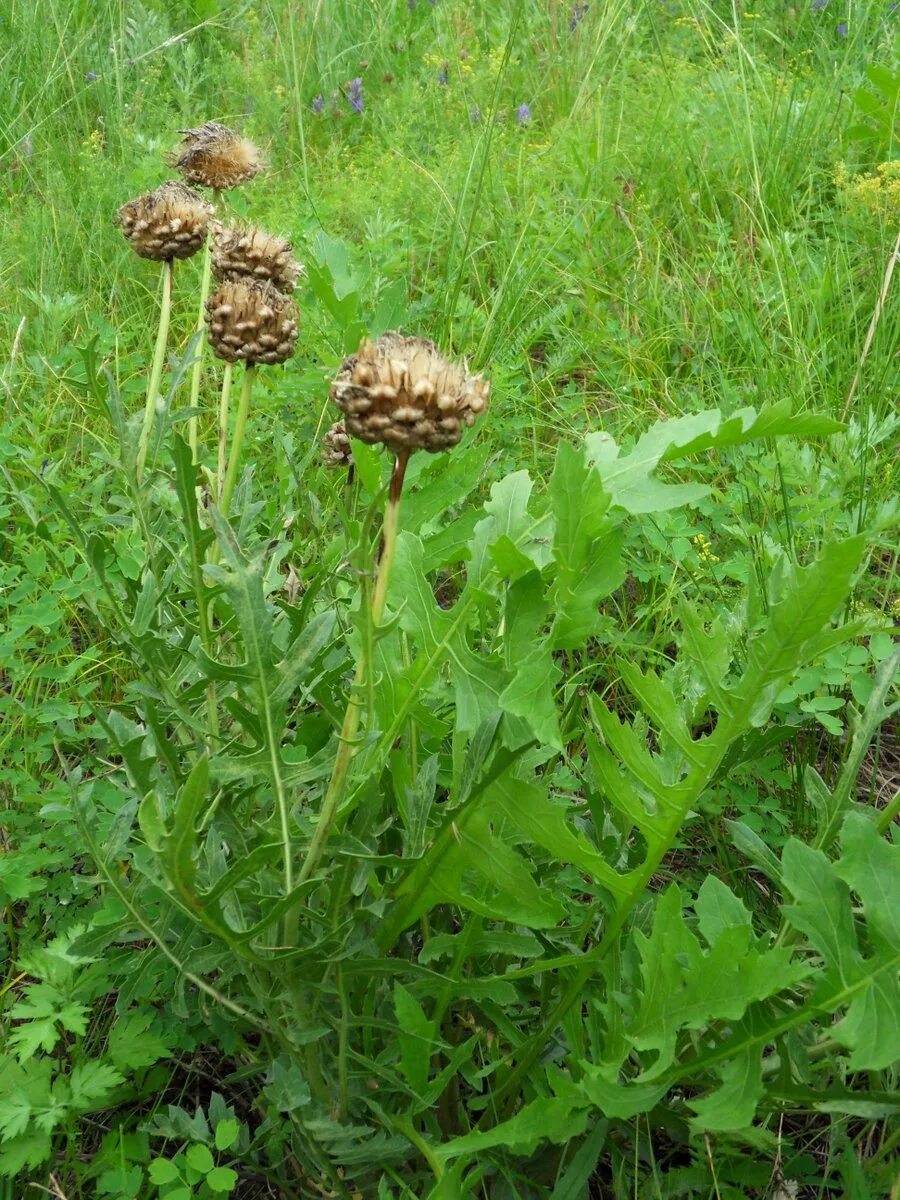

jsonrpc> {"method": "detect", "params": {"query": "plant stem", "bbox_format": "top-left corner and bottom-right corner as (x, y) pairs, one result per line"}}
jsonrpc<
(136, 258), (174, 482)
(220, 362), (255, 515)
(216, 361), (234, 503)
(187, 221), (215, 461)
(296, 450), (409, 887)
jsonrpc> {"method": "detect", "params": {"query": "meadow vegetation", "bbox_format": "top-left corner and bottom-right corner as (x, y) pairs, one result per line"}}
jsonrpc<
(0, 1), (898, 1197)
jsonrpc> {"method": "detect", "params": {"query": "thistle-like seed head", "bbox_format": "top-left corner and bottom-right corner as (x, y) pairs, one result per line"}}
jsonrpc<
(116, 181), (214, 261)
(211, 224), (301, 293)
(172, 121), (262, 190)
(322, 420), (353, 469)
(205, 280), (298, 366)
(330, 332), (489, 455)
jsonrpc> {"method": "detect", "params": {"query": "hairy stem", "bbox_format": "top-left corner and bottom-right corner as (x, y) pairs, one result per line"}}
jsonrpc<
(296, 450), (410, 889)
(220, 362), (255, 516)
(136, 258), (174, 482)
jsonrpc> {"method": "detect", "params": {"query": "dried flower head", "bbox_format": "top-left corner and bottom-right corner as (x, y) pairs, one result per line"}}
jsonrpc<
(330, 332), (489, 455)
(206, 280), (298, 365)
(322, 420), (353, 469)
(172, 121), (261, 190)
(212, 224), (301, 293)
(116, 181), (214, 261)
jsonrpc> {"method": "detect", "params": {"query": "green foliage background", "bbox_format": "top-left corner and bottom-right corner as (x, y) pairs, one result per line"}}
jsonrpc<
(0, 0), (898, 1197)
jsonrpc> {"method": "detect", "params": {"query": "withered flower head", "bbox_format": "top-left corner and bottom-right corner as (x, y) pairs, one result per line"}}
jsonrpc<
(116, 181), (213, 261)
(205, 280), (298, 366)
(212, 224), (301, 293)
(330, 332), (489, 455)
(322, 420), (352, 469)
(172, 121), (262, 190)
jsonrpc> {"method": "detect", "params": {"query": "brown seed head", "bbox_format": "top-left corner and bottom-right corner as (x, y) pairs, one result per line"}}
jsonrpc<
(205, 280), (298, 366)
(211, 223), (301, 293)
(330, 332), (489, 455)
(116, 181), (213, 261)
(322, 420), (353, 469)
(172, 121), (262, 190)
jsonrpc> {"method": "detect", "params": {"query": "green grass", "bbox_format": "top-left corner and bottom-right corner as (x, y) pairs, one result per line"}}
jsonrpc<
(1, 0), (898, 1197)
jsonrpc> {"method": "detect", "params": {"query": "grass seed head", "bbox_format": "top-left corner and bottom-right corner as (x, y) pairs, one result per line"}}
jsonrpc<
(322, 420), (353, 468)
(330, 332), (489, 455)
(205, 279), (298, 365)
(172, 121), (262, 190)
(116, 181), (213, 261)
(211, 224), (301, 293)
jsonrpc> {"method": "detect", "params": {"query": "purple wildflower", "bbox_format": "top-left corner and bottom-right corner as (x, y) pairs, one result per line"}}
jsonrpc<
(836, 21), (847, 34)
(348, 77), (364, 113)
(516, 102), (532, 125)
(810, 0), (829, 10)
(437, 65), (448, 86)
(569, 2), (589, 30)
(86, 71), (97, 82)
(312, 94), (325, 113)
(470, 106), (481, 123)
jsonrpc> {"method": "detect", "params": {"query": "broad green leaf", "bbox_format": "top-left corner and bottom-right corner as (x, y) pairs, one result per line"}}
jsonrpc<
(186, 1142), (215, 1173)
(484, 774), (626, 901)
(148, 1158), (180, 1184)
(214, 1117), (240, 1151)
(782, 816), (900, 1070)
(0, 1131), (53, 1178)
(630, 886), (805, 1078)
(548, 441), (625, 647)
(498, 646), (562, 749)
(687, 1047), (762, 1131)
(436, 1097), (589, 1163)
(781, 842), (862, 990)
(207, 1165), (239, 1193)
(578, 1068), (667, 1119)
(468, 471), (552, 585)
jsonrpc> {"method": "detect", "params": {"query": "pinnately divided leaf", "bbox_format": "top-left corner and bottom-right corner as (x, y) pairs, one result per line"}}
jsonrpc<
(782, 813), (900, 1070)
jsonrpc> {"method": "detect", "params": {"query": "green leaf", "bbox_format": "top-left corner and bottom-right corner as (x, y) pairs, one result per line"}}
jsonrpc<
(586, 402), (843, 517)
(265, 1056), (312, 1112)
(8, 985), (91, 1062)
(68, 1060), (124, 1110)
(206, 1165), (239, 1193)
(185, 1142), (215, 1173)
(549, 1120), (608, 1200)
(214, 1118), (240, 1151)
(687, 1047), (762, 1131)
(484, 774), (626, 901)
(436, 1097), (589, 1163)
(394, 982), (434, 1095)
(109, 1011), (171, 1071)
(630, 886), (804, 1078)
(578, 1068), (667, 1119)
(149, 1158), (181, 1184)
(780, 813), (900, 1071)
(498, 645), (562, 749)
(0, 1131), (53, 1178)
(387, 533), (506, 735)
